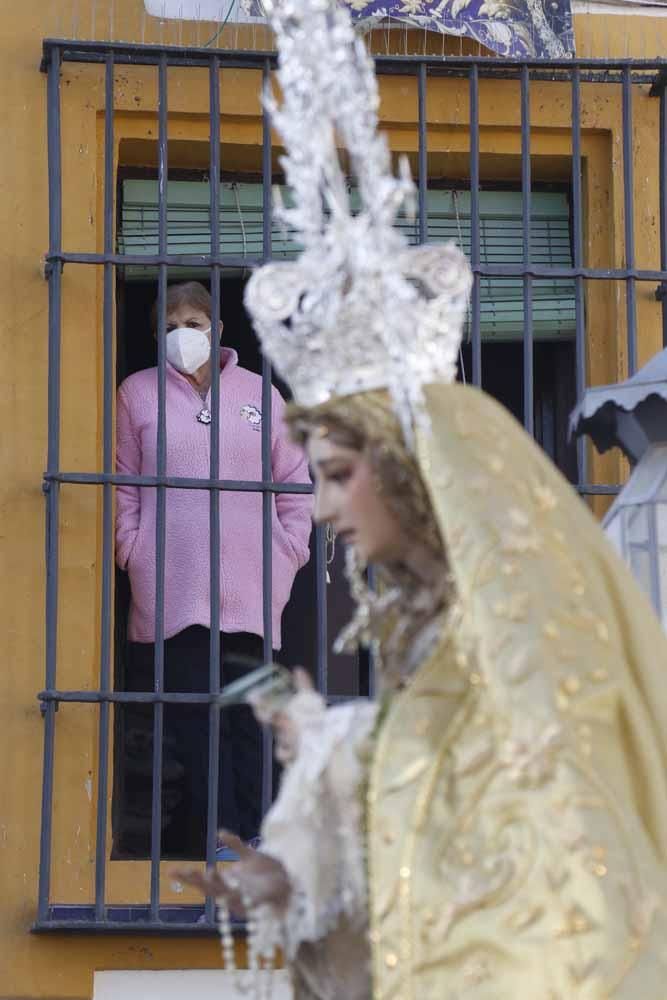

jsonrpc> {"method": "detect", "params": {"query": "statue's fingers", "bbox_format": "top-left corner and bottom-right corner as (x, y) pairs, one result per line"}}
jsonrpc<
(292, 667), (314, 691)
(217, 829), (255, 860)
(172, 866), (224, 896)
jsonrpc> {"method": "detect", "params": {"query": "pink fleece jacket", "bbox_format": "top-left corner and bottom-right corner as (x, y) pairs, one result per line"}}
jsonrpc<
(115, 348), (312, 647)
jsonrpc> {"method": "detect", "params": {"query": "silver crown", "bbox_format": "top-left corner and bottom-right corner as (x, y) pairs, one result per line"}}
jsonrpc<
(244, 0), (472, 445)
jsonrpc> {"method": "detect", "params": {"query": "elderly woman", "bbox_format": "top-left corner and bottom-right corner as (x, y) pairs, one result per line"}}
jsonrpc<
(115, 280), (312, 858)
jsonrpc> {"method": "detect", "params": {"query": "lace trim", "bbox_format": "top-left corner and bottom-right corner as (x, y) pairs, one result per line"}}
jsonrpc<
(259, 700), (378, 958)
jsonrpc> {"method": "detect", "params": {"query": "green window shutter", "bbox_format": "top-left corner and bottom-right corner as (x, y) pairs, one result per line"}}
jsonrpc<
(119, 179), (574, 341)
(428, 189), (575, 342)
(118, 178), (301, 275)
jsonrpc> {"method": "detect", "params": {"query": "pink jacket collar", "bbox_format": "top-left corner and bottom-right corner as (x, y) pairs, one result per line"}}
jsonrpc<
(166, 346), (239, 385)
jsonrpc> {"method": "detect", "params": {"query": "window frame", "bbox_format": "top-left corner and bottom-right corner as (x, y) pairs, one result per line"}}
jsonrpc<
(36, 38), (667, 933)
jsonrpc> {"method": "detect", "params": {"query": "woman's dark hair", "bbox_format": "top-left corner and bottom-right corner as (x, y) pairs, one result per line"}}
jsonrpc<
(150, 281), (212, 333)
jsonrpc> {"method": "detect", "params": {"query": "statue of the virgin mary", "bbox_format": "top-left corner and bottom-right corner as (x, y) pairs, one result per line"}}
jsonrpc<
(178, 0), (667, 995)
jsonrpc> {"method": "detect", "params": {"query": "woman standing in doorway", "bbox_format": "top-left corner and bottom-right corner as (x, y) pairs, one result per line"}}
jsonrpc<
(115, 280), (312, 859)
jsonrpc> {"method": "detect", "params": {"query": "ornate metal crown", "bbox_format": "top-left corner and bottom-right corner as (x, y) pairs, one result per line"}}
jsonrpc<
(244, 0), (472, 445)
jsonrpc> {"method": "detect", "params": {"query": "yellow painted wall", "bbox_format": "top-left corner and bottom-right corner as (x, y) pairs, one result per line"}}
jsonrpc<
(1, 2), (666, 997)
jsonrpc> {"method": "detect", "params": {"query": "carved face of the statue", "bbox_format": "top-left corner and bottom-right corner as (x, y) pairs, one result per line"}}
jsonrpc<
(307, 432), (406, 564)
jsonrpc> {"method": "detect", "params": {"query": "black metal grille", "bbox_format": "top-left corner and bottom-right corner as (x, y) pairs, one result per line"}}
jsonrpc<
(37, 37), (667, 932)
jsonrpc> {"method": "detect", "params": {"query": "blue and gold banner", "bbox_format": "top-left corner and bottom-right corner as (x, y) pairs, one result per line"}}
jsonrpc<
(344, 0), (574, 57)
(146, 0), (574, 59)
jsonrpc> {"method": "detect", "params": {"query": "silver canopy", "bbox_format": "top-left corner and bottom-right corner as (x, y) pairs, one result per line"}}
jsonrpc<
(569, 347), (667, 463)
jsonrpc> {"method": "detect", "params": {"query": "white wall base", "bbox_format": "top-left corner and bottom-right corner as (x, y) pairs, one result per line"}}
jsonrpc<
(93, 969), (293, 999)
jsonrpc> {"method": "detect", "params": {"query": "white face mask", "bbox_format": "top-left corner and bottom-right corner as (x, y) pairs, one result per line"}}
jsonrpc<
(166, 326), (211, 375)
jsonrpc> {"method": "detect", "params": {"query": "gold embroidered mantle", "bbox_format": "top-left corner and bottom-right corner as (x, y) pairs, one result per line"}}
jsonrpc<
(367, 383), (667, 1000)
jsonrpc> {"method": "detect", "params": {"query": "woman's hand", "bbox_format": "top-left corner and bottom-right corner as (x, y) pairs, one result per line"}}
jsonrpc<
(172, 831), (291, 916)
(249, 667), (315, 764)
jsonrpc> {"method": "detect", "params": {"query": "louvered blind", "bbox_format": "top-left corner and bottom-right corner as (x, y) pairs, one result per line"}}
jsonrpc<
(119, 179), (575, 340)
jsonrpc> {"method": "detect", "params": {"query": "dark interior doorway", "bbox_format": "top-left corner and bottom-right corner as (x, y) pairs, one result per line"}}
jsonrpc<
(458, 339), (578, 484)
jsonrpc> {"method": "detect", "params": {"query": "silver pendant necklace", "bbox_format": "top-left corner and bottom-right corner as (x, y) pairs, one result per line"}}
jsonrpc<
(196, 383), (211, 425)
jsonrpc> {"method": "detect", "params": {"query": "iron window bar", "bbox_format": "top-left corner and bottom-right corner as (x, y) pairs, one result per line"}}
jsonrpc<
(469, 62), (482, 386)
(43, 472), (311, 490)
(206, 53), (223, 924)
(94, 49), (115, 924)
(38, 40), (62, 930)
(39, 691), (355, 705)
(572, 63), (586, 483)
(37, 36), (667, 932)
(40, 38), (667, 75)
(42, 251), (667, 282)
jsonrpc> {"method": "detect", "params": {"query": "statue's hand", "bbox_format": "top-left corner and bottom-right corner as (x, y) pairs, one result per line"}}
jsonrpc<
(172, 831), (291, 915)
(249, 667), (316, 764)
